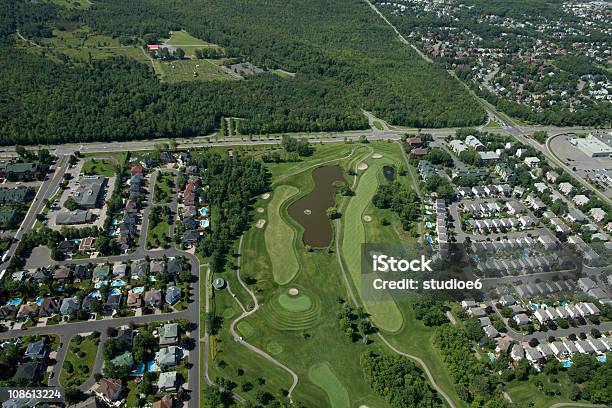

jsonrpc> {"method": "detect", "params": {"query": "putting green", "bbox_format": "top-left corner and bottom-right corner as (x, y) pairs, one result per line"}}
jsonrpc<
(236, 321), (255, 338)
(265, 185), (300, 285)
(261, 288), (322, 331)
(278, 293), (312, 312)
(341, 161), (403, 332)
(222, 307), (236, 319)
(308, 362), (350, 408)
(265, 341), (284, 355)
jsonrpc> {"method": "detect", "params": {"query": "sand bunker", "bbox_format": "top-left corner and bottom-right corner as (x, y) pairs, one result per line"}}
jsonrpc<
(256, 207), (264, 213)
(255, 219), (266, 229)
(288, 288), (299, 296)
(359, 405), (370, 408)
(357, 163), (368, 171)
(363, 215), (372, 222)
(261, 193), (271, 200)
(372, 153), (382, 159)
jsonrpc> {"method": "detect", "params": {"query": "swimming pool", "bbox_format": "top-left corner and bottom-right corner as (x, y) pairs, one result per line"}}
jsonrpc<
(71, 238), (82, 244)
(132, 286), (145, 294)
(148, 276), (157, 283)
(562, 361), (573, 368)
(95, 281), (108, 289)
(88, 290), (101, 298)
(201, 219), (210, 229)
(200, 207), (208, 217)
(147, 361), (159, 372)
(426, 236), (434, 244)
(487, 352), (496, 361)
(426, 222), (433, 228)
(111, 280), (126, 287)
(109, 288), (122, 296)
(36, 297), (43, 306)
(7, 298), (22, 306)
(597, 355), (606, 363)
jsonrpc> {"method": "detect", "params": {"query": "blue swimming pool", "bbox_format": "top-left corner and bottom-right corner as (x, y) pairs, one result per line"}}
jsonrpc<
(95, 281), (108, 289)
(7, 298), (22, 306)
(148, 276), (157, 283)
(200, 207), (208, 217)
(111, 280), (126, 287)
(201, 219), (210, 229)
(71, 238), (82, 244)
(88, 290), (101, 298)
(487, 352), (496, 361)
(147, 361), (159, 372)
(109, 288), (121, 296)
(562, 361), (573, 368)
(36, 297), (43, 306)
(426, 236), (433, 244)
(597, 355), (606, 363)
(132, 286), (145, 294)
(426, 222), (433, 228)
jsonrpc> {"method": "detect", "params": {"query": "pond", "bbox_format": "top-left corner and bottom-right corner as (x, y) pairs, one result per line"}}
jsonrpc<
(288, 165), (345, 247)
(383, 165), (396, 181)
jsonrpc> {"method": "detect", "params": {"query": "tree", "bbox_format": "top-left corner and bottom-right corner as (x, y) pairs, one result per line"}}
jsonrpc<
(174, 48), (185, 60)
(64, 197), (79, 211)
(326, 207), (339, 219)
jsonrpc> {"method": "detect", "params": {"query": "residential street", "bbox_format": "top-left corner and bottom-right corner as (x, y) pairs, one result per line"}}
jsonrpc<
(0, 164), (202, 408)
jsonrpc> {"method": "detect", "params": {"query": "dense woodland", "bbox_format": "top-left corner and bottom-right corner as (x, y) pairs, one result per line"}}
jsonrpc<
(0, 0), (486, 146)
(361, 351), (442, 407)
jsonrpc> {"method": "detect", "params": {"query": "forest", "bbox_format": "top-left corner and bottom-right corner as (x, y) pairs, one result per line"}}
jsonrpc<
(0, 0), (485, 146)
(361, 351), (442, 408)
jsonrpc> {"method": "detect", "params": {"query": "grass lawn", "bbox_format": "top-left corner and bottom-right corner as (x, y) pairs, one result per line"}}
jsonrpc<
(82, 159), (115, 177)
(340, 155), (404, 333)
(484, 119), (501, 128)
(147, 219), (170, 249)
(154, 171), (175, 204)
(264, 185), (300, 285)
(157, 59), (235, 83)
(308, 362), (350, 408)
(372, 121), (384, 130)
(60, 334), (99, 388)
(50, 0), (91, 9)
(504, 377), (580, 407)
(164, 31), (215, 47)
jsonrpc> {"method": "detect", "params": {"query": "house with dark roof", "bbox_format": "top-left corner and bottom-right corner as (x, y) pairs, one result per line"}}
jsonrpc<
(72, 176), (107, 209)
(13, 362), (45, 383)
(60, 297), (80, 315)
(165, 286), (182, 305)
(24, 340), (48, 360)
(38, 298), (59, 318)
(0, 186), (34, 205)
(0, 208), (20, 228)
(159, 323), (179, 345)
(104, 294), (122, 314)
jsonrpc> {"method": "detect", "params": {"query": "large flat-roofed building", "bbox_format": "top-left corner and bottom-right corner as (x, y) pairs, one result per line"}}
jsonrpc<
(72, 176), (107, 209)
(571, 133), (612, 158)
(56, 210), (93, 225)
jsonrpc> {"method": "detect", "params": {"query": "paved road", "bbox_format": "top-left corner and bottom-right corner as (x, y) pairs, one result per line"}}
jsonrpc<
(0, 156), (70, 272)
(0, 179), (202, 407)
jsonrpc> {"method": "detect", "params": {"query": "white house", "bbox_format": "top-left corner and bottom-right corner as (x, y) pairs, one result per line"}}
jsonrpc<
(589, 208), (606, 223)
(514, 313), (530, 326)
(559, 182), (574, 195)
(465, 135), (484, 151)
(573, 195), (590, 206)
(511, 344), (524, 361)
(524, 157), (541, 168)
(546, 171), (559, 183)
(534, 309), (549, 324)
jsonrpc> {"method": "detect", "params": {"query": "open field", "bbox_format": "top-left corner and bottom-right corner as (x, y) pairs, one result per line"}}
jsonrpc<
(50, 0), (91, 9)
(340, 154), (404, 333)
(155, 59), (235, 83)
(147, 219), (170, 249)
(60, 334), (98, 388)
(264, 185), (300, 285)
(308, 362), (350, 408)
(164, 31), (216, 47)
(82, 159), (115, 177)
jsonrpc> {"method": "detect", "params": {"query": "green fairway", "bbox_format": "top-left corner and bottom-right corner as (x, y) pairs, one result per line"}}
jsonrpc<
(82, 159), (115, 177)
(341, 158), (404, 333)
(264, 185), (300, 285)
(308, 362), (350, 408)
(278, 293), (312, 312)
(50, 0), (91, 9)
